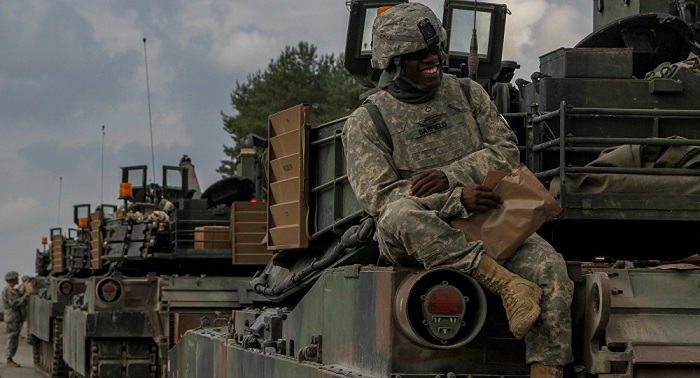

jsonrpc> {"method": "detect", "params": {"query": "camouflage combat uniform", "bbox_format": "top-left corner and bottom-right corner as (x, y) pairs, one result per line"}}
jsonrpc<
(2, 283), (25, 360)
(342, 73), (574, 366)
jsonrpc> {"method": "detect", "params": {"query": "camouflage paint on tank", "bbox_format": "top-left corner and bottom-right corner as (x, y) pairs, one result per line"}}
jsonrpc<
(179, 264), (532, 377)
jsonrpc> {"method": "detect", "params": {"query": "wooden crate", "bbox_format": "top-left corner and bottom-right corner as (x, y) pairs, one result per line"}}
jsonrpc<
(89, 211), (104, 269)
(51, 235), (64, 273)
(231, 202), (270, 264)
(194, 226), (230, 249)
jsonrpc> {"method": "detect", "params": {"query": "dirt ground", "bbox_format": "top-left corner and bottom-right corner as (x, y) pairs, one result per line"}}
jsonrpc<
(0, 321), (45, 378)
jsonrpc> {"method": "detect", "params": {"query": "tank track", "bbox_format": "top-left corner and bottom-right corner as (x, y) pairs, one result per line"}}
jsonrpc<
(32, 318), (70, 378)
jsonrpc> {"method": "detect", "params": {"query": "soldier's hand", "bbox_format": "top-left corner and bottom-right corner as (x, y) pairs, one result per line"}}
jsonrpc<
(410, 169), (449, 197)
(460, 184), (502, 213)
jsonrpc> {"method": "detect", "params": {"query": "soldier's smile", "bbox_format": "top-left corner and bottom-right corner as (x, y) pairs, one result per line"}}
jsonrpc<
(400, 52), (442, 91)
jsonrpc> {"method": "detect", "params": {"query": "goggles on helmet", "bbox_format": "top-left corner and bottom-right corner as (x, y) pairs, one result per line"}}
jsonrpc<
(403, 43), (441, 61)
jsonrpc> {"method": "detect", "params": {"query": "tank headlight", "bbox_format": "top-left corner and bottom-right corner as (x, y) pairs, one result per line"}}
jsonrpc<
(58, 280), (75, 296)
(96, 278), (123, 304)
(395, 269), (486, 349)
(422, 283), (467, 341)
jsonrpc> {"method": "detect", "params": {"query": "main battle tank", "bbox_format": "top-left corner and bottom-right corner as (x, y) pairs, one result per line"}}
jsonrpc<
(168, 0), (700, 378)
(38, 155), (275, 378)
(29, 204), (115, 377)
(172, 0), (698, 377)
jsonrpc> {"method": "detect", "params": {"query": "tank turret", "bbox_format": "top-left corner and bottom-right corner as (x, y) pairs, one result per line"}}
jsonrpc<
(593, 0), (699, 41)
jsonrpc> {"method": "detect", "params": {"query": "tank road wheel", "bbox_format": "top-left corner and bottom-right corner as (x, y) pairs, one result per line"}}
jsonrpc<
(89, 339), (98, 378)
(31, 334), (41, 369)
(88, 339), (158, 378)
(31, 332), (51, 375)
(51, 318), (70, 378)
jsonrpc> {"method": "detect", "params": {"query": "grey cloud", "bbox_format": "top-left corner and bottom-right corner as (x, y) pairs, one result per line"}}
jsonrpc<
(0, 1), (139, 130)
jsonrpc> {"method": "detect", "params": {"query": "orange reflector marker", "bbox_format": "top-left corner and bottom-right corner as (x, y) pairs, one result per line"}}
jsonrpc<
(377, 5), (393, 15)
(42, 237), (48, 245)
(77, 217), (88, 228)
(119, 182), (133, 198)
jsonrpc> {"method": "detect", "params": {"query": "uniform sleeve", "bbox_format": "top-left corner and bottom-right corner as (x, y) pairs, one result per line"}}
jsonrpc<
(342, 107), (468, 220)
(3, 287), (24, 310)
(342, 107), (408, 218)
(440, 79), (520, 188)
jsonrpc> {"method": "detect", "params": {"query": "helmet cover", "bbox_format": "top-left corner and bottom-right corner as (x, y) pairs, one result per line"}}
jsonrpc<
(371, 2), (447, 70)
(5, 271), (19, 282)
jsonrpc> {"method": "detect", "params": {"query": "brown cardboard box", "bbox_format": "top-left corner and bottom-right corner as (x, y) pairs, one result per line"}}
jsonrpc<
(232, 202), (270, 264)
(194, 226), (230, 249)
(267, 104), (310, 250)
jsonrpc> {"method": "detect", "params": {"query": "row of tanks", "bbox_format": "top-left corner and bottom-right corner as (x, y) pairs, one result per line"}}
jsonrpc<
(29, 0), (700, 377)
(29, 154), (275, 377)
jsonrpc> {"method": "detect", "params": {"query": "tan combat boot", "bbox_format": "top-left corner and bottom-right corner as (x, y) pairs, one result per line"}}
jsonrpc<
(6, 358), (21, 367)
(471, 254), (542, 339)
(531, 363), (563, 378)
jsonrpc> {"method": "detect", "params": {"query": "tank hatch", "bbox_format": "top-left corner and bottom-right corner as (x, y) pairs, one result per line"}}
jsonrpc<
(576, 13), (695, 78)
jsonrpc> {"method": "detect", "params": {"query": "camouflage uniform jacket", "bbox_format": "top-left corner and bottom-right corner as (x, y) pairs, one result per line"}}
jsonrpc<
(342, 74), (519, 220)
(2, 285), (25, 323)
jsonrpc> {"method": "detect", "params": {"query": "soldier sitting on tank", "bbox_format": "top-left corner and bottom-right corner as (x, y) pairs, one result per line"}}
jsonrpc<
(341, 3), (573, 377)
(2, 270), (26, 368)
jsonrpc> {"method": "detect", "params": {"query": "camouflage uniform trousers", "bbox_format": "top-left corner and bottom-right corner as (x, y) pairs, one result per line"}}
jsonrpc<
(5, 315), (21, 359)
(376, 197), (574, 366)
(504, 233), (574, 366)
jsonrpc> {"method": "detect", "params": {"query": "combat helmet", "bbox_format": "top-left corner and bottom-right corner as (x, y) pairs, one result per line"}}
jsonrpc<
(5, 271), (19, 282)
(371, 2), (447, 70)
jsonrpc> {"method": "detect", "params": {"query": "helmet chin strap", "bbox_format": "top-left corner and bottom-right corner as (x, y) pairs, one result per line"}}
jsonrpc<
(391, 56), (403, 81)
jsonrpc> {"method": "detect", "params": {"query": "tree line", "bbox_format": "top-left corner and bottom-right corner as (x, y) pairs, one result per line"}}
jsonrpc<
(218, 41), (365, 176)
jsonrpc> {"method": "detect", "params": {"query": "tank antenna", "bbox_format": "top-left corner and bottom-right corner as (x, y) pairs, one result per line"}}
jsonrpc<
(143, 37), (156, 184)
(57, 176), (63, 228)
(101, 125), (105, 205)
(468, 0), (479, 80)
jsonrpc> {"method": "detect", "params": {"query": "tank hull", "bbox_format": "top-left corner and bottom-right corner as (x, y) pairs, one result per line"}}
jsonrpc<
(62, 274), (269, 378)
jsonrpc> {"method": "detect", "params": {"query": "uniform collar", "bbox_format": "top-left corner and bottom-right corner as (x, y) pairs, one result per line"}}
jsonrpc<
(378, 69), (439, 104)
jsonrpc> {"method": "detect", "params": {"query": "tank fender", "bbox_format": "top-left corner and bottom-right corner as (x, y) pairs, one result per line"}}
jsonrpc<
(582, 271), (632, 375)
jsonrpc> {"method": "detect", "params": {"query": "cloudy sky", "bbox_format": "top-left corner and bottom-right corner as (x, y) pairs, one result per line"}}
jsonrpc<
(0, 0), (591, 276)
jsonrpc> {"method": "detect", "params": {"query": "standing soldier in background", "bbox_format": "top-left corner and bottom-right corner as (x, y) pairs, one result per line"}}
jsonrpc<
(342, 3), (572, 377)
(18, 275), (35, 341)
(2, 271), (25, 367)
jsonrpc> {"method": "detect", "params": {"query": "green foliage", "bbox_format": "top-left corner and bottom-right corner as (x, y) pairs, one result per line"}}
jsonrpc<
(218, 41), (365, 176)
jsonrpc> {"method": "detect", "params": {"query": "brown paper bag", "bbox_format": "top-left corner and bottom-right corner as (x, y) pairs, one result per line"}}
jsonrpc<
(450, 164), (561, 264)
